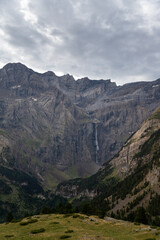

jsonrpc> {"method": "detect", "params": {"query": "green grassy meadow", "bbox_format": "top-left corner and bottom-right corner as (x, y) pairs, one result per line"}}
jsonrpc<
(0, 213), (159, 240)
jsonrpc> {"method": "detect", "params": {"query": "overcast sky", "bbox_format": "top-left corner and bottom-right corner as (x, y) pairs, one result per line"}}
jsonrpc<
(0, 0), (160, 85)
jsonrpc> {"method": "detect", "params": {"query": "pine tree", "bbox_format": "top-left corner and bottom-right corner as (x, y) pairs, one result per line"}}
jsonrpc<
(6, 212), (13, 222)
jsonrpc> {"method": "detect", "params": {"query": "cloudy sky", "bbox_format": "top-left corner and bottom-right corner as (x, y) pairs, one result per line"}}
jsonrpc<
(0, 0), (160, 85)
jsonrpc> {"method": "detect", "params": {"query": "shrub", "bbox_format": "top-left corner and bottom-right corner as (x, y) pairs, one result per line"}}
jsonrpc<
(31, 228), (45, 234)
(28, 218), (38, 224)
(65, 230), (74, 233)
(4, 235), (14, 238)
(150, 226), (158, 229)
(11, 219), (21, 223)
(63, 214), (73, 218)
(72, 214), (80, 218)
(20, 218), (38, 226)
(134, 222), (140, 225)
(145, 238), (156, 240)
(20, 222), (29, 226)
(60, 235), (71, 239)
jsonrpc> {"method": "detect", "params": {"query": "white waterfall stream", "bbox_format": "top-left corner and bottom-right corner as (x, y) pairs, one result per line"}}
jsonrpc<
(95, 123), (99, 163)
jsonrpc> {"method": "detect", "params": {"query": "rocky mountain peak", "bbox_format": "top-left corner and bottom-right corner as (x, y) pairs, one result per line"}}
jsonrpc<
(43, 70), (57, 77)
(0, 62), (33, 89)
(59, 74), (76, 87)
(3, 62), (29, 71)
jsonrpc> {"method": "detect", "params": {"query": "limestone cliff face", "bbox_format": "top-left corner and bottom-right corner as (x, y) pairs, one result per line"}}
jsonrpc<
(111, 117), (160, 175)
(56, 107), (160, 200)
(0, 62), (160, 189)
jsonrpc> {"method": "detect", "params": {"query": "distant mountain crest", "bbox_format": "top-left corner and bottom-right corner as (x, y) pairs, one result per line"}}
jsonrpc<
(0, 62), (159, 185)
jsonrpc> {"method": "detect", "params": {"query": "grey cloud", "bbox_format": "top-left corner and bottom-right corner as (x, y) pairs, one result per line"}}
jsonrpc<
(51, 28), (64, 36)
(4, 24), (51, 49)
(0, 0), (160, 84)
(29, 0), (75, 29)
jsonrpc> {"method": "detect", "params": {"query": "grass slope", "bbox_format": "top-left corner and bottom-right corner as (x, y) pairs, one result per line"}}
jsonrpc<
(0, 213), (159, 240)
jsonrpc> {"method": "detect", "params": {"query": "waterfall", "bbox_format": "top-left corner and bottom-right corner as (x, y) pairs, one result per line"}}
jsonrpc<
(95, 123), (99, 152)
(95, 123), (99, 163)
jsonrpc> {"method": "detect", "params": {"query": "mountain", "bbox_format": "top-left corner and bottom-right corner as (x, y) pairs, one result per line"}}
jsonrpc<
(0, 62), (160, 192)
(56, 107), (160, 224)
(1, 62), (160, 223)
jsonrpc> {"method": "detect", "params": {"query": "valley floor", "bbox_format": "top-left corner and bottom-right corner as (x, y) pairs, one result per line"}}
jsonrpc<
(0, 213), (159, 240)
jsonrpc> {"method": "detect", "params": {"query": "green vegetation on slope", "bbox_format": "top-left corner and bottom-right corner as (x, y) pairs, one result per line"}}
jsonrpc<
(0, 213), (159, 240)
(0, 165), (67, 222)
(57, 163), (119, 195)
(149, 107), (160, 120)
(134, 129), (160, 158)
